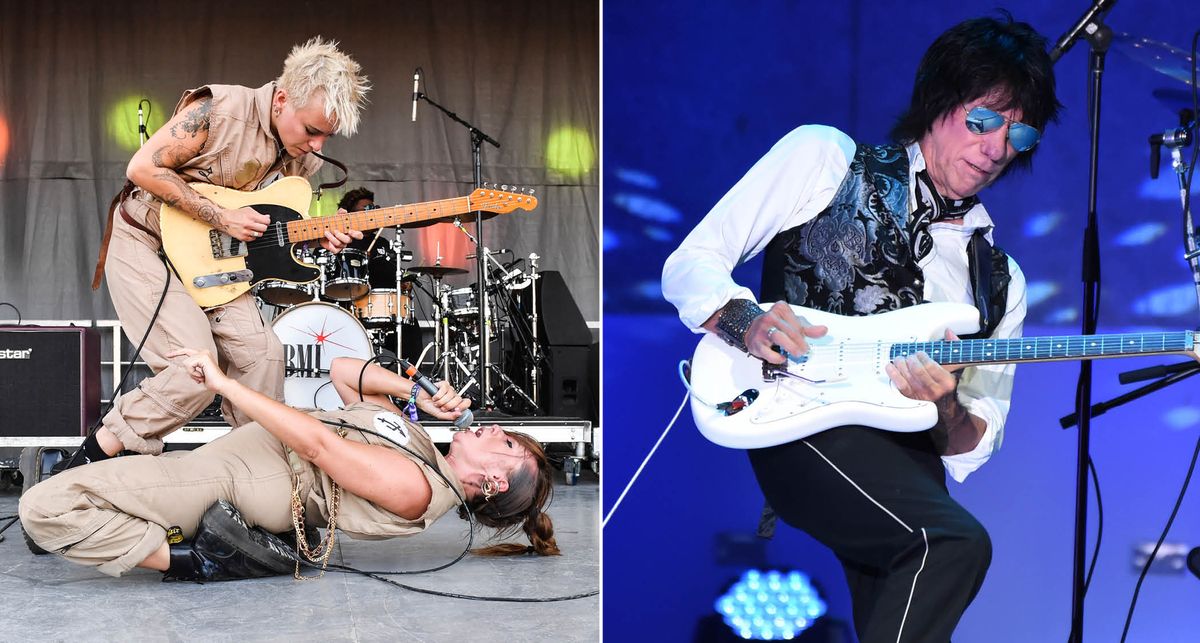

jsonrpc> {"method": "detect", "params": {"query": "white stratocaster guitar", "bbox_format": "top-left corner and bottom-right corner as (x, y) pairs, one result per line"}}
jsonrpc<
(160, 176), (537, 307)
(689, 302), (1199, 449)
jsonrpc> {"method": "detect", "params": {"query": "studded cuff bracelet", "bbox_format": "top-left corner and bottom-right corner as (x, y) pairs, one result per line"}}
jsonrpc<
(714, 299), (766, 353)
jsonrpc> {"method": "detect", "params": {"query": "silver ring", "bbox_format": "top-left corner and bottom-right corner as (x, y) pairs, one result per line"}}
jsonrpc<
(766, 326), (778, 340)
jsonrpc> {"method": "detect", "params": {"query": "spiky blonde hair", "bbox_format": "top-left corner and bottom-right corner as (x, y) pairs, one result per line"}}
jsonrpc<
(276, 36), (371, 137)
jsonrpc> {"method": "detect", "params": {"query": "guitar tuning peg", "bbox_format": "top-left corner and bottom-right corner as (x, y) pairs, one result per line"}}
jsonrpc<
(501, 184), (509, 191)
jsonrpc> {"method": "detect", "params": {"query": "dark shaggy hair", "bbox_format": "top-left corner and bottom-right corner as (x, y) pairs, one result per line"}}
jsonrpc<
(337, 186), (375, 211)
(890, 12), (1062, 176)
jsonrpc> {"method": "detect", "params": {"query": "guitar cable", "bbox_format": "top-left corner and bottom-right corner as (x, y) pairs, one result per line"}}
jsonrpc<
(602, 361), (692, 529)
(66, 252), (174, 458)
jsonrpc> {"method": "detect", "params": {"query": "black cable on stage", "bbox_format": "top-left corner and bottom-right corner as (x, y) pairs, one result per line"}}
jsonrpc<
(0, 302), (22, 325)
(309, 418), (597, 602)
(1083, 457), (1103, 594)
(65, 252), (173, 455)
(1119, 434), (1200, 642)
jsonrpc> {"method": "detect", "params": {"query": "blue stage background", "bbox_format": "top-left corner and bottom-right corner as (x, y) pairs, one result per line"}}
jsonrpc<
(603, 1), (1200, 640)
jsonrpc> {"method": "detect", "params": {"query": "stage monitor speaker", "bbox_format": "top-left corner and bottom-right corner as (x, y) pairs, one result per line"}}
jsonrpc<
(530, 270), (591, 347)
(544, 345), (594, 420)
(0, 326), (100, 437)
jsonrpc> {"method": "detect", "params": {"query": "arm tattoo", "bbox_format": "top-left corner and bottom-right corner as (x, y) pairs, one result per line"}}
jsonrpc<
(169, 97), (211, 139)
(151, 170), (225, 230)
(150, 142), (196, 169)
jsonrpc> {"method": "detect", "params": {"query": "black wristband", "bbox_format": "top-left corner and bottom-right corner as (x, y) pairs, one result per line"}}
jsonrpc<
(714, 299), (766, 353)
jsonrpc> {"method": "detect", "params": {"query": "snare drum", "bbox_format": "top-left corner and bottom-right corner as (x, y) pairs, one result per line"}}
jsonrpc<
(254, 246), (319, 306)
(447, 286), (479, 317)
(253, 280), (315, 307)
(322, 249), (370, 301)
(350, 288), (413, 327)
(271, 302), (372, 410)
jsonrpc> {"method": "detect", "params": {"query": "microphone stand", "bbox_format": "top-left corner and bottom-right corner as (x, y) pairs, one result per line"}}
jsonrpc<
(1051, 4), (1115, 640)
(1060, 112), (1200, 424)
(414, 89), (501, 410)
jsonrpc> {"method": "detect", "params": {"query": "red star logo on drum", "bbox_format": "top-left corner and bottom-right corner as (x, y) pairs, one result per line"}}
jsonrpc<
(299, 317), (354, 350)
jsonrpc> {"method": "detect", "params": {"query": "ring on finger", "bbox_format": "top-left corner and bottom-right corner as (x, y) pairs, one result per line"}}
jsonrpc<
(766, 326), (778, 340)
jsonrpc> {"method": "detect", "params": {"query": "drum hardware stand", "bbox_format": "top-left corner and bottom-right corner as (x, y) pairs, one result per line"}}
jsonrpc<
(413, 84), (501, 409)
(453, 220), (544, 412)
(527, 253), (543, 408)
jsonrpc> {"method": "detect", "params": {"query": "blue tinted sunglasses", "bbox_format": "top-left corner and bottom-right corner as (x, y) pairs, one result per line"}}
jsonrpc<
(964, 106), (1041, 153)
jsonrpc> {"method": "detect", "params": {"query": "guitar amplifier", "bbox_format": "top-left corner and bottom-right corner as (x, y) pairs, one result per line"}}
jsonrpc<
(0, 326), (100, 437)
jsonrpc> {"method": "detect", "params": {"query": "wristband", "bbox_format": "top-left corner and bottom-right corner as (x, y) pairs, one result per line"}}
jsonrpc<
(405, 384), (420, 421)
(714, 299), (766, 353)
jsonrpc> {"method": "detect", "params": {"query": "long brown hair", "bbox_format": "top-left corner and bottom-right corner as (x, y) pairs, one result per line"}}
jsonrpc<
(458, 431), (560, 556)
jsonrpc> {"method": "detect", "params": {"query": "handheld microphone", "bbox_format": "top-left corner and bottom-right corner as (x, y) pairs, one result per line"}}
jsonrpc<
(398, 358), (473, 430)
(411, 69), (421, 123)
(1048, 0), (1117, 63)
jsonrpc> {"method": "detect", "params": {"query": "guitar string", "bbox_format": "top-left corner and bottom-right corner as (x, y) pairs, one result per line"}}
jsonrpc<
(238, 193), (526, 246)
(754, 333), (1191, 369)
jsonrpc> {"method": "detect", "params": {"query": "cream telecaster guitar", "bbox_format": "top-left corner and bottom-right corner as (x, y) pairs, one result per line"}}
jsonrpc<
(689, 302), (1198, 449)
(159, 176), (537, 307)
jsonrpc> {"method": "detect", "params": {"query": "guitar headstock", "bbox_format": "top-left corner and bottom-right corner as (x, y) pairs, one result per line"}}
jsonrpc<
(472, 183), (539, 214)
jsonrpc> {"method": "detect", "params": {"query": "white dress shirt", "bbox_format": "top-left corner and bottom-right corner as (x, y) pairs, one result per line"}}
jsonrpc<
(662, 125), (1027, 481)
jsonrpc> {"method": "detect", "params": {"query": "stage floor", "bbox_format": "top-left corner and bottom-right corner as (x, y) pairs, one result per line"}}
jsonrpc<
(0, 471), (598, 641)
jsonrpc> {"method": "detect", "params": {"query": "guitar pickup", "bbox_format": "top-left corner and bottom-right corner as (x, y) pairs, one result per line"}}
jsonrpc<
(209, 230), (248, 259)
(193, 270), (253, 289)
(762, 358), (827, 385)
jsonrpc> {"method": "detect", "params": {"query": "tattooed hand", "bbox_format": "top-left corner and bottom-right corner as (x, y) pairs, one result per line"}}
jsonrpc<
(221, 206), (271, 242)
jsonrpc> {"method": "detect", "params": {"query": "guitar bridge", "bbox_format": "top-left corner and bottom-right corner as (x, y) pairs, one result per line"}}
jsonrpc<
(193, 270), (253, 289)
(209, 230), (248, 259)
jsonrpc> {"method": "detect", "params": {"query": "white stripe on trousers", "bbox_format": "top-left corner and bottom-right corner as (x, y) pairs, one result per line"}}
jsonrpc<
(802, 440), (930, 643)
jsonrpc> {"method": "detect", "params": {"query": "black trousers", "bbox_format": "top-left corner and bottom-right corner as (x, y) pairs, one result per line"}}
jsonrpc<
(748, 426), (991, 643)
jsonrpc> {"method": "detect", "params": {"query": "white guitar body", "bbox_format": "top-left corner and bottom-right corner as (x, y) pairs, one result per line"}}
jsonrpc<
(690, 302), (982, 449)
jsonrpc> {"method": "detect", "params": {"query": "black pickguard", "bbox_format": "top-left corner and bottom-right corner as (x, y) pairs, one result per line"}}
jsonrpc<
(242, 203), (321, 285)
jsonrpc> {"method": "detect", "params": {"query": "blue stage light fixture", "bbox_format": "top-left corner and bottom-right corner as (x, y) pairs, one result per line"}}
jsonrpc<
(714, 569), (827, 640)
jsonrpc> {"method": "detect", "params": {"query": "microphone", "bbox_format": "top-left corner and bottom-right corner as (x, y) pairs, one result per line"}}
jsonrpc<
(1049, 0), (1117, 63)
(411, 69), (421, 123)
(137, 100), (147, 144)
(1189, 547), (1200, 580)
(397, 358), (473, 430)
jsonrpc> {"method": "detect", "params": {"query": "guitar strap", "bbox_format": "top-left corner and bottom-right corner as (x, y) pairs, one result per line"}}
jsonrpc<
(91, 180), (158, 290)
(962, 228), (1011, 340)
(311, 151), (349, 199)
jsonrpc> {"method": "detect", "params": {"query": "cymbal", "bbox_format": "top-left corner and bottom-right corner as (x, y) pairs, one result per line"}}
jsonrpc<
(1113, 33), (1196, 87)
(407, 265), (468, 278)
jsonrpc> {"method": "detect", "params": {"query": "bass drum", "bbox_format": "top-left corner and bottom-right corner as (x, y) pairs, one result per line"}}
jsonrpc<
(271, 302), (373, 411)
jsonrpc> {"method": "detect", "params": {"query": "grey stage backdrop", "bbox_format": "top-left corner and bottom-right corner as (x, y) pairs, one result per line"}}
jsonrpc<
(0, 0), (599, 322)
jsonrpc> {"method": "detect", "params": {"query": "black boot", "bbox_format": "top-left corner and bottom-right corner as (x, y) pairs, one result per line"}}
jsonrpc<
(275, 525), (323, 556)
(163, 499), (299, 582)
(49, 433), (113, 475)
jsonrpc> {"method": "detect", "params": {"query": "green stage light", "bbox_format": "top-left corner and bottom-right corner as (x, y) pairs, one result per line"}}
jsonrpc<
(107, 95), (167, 152)
(546, 126), (594, 177)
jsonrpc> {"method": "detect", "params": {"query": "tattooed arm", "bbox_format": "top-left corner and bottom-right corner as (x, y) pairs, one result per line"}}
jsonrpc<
(125, 96), (268, 242)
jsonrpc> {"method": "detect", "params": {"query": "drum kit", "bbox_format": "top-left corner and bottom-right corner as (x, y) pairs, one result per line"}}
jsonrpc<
(256, 224), (545, 415)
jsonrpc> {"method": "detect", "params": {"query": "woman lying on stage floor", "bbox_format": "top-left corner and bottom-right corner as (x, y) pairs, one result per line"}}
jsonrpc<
(19, 351), (559, 581)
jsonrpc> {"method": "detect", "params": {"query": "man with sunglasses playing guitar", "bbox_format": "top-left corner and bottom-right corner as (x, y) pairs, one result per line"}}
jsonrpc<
(663, 14), (1061, 643)
(68, 37), (369, 470)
